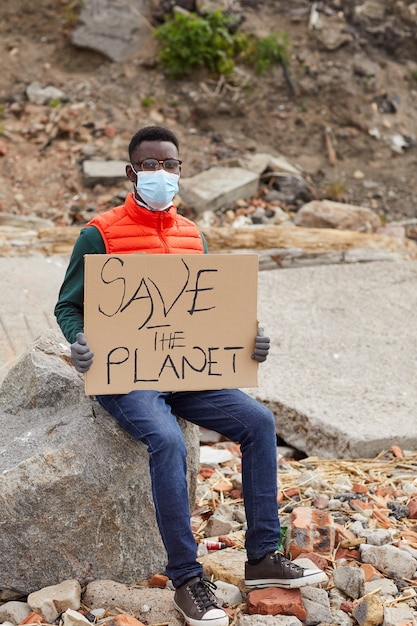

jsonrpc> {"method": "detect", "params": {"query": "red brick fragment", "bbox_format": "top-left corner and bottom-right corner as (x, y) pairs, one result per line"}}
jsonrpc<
(408, 496), (417, 519)
(349, 499), (373, 514)
(372, 508), (393, 528)
(218, 534), (236, 547)
(106, 615), (146, 626)
(360, 563), (382, 582)
(247, 588), (306, 620)
(391, 445), (404, 458)
(335, 524), (357, 543)
(353, 483), (368, 494)
(283, 488), (300, 498)
(289, 507), (335, 558)
(212, 480), (233, 493)
(335, 547), (361, 561)
(19, 613), (47, 625)
(148, 574), (169, 588)
(340, 600), (356, 614)
(296, 552), (328, 571)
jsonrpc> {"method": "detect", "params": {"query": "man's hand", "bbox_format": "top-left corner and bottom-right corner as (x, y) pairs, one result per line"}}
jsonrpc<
(251, 326), (270, 363)
(70, 332), (94, 373)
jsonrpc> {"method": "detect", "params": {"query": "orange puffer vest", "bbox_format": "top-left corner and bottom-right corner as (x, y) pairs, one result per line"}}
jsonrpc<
(87, 193), (204, 255)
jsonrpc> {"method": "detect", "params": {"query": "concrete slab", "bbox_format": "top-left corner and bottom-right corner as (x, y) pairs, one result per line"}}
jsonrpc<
(180, 167), (260, 213)
(1, 255), (417, 459)
(0, 256), (68, 384)
(82, 160), (127, 187)
(253, 261), (417, 458)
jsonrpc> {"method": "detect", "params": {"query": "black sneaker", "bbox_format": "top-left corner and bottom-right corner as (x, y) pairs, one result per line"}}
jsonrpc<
(245, 551), (327, 589)
(173, 577), (229, 626)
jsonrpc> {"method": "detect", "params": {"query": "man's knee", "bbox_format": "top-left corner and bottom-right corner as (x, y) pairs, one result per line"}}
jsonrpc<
(254, 403), (276, 436)
(152, 426), (187, 458)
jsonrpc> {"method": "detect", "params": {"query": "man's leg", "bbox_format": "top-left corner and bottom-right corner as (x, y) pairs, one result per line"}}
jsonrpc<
(96, 391), (230, 626)
(169, 389), (327, 589)
(168, 388), (280, 558)
(96, 391), (203, 587)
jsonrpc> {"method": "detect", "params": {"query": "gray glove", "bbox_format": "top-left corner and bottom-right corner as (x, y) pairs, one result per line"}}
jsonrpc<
(70, 332), (94, 372)
(251, 326), (270, 362)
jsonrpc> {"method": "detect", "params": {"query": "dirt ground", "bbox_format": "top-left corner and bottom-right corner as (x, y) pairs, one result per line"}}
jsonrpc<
(0, 0), (416, 228)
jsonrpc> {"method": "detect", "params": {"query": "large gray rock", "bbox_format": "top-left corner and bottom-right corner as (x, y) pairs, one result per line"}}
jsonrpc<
(0, 330), (199, 594)
(294, 200), (382, 233)
(71, 0), (152, 63)
(83, 580), (182, 625)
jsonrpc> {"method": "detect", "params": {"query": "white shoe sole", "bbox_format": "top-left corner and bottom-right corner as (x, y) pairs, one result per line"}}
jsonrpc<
(245, 568), (327, 589)
(173, 600), (229, 626)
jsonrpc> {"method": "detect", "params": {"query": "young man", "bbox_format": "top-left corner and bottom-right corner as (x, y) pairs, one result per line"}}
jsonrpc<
(55, 125), (326, 626)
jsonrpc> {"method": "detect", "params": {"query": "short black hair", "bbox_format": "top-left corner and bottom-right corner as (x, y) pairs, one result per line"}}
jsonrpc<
(128, 126), (179, 160)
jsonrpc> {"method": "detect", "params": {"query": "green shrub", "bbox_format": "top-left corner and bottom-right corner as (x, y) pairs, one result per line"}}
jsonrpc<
(244, 32), (291, 75)
(153, 9), (290, 79)
(154, 9), (244, 78)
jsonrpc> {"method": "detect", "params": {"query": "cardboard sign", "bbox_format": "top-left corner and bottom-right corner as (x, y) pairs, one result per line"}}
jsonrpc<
(84, 254), (259, 395)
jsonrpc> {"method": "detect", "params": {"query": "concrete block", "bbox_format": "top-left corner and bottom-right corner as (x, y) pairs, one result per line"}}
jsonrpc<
(82, 160), (127, 187)
(180, 167), (259, 213)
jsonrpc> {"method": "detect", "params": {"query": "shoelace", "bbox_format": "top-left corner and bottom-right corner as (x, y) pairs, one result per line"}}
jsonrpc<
(272, 551), (304, 573)
(188, 579), (218, 611)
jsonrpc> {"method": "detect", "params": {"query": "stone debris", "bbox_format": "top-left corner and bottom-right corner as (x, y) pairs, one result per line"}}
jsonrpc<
(293, 200), (382, 232)
(3, 443), (417, 624)
(0, 92), (416, 265)
(27, 582), (82, 624)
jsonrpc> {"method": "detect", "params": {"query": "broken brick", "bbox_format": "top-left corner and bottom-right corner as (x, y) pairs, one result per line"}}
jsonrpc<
(247, 588), (306, 620)
(360, 563), (382, 582)
(289, 507), (335, 558)
(353, 483), (368, 494)
(335, 547), (361, 561)
(19, 613), (47, 625)
(148, 574), (169, 588)
(296, 552), (328, 571)
(105, 615), (146, 626)
(407, 496), (417, 519)
(349, 499), (373, 516)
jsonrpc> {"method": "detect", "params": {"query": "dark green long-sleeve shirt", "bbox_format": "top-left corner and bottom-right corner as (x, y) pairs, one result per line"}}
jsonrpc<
(54, 226), (105, 344)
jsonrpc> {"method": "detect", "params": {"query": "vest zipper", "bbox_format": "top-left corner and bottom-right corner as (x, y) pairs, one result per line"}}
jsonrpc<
(158, 212), (170, 253)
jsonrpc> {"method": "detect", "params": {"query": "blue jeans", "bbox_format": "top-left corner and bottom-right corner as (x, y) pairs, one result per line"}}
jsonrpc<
(96, 388), (280, 588)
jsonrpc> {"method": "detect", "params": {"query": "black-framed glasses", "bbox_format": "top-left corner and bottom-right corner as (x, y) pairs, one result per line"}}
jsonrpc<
(134, 158), (182, 173)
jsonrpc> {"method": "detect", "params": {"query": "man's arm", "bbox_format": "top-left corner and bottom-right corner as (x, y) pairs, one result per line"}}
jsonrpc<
(54, 226), (105, 345)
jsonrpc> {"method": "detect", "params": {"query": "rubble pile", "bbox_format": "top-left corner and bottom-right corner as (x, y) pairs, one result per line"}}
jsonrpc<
(2, 444), (417, 625)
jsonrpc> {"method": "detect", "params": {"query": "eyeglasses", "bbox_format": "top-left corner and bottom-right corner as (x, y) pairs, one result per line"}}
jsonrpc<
(134, 158), (182, 173)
